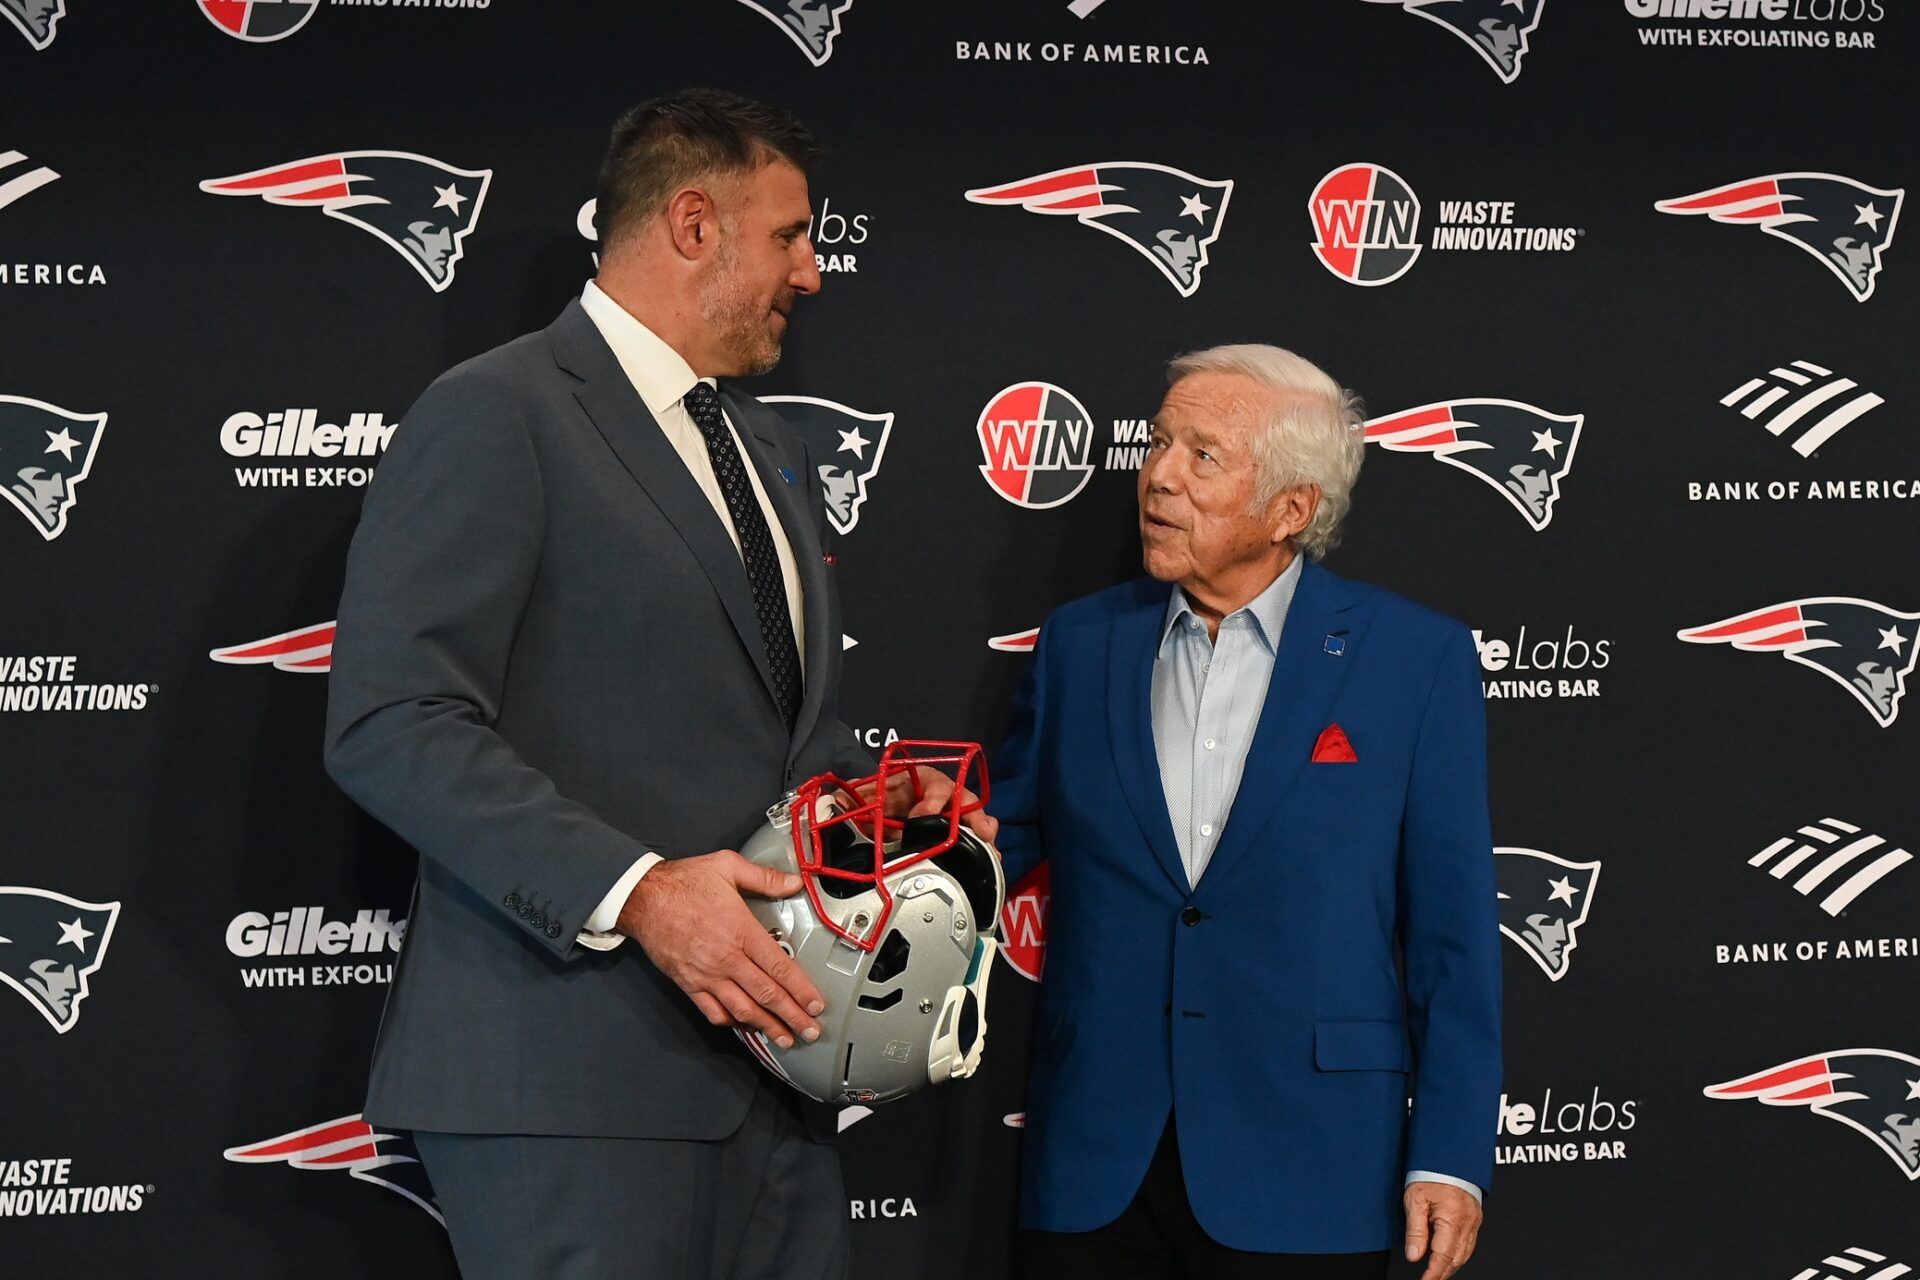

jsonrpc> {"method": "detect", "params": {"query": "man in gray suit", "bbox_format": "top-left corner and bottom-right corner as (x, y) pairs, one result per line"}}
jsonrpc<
(325, 90), (977, 1279)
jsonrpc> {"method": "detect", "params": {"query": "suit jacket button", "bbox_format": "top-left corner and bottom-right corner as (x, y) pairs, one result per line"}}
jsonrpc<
(546, 923), (562, 939)
(503, 893), (519, 910)
(518, 903), (532, 919)
(530, 911), (546, 929)
(1180, 907), (1203, 926)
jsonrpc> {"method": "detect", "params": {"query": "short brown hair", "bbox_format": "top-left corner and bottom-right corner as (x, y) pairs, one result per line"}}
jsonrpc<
(595, 88), (824, 251)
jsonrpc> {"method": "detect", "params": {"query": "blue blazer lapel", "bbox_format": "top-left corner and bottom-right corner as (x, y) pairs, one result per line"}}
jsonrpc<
(722, 387), (832, 755)
(1106, 579), (1191, 895)
(1194, 560), (1368, 896)
(547, 302), (782, 717)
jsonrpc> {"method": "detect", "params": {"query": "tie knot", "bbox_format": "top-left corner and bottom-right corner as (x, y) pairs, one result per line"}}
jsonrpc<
(683, 382), (724, 437)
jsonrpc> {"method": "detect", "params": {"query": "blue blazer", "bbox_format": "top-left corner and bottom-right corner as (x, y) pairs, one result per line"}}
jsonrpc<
(990, 559), (1501, 1253)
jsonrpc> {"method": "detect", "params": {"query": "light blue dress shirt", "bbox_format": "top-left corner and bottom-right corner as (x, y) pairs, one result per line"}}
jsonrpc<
(1149, 554), (1483, 1206)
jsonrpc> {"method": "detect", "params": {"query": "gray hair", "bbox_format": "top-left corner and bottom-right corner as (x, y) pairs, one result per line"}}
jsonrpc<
(1166, 343), (1365, 560)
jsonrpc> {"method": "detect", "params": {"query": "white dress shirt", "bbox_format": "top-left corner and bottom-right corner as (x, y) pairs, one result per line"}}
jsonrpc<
(573, 280), (806, 949)
(1149, 554), (1481, 1205)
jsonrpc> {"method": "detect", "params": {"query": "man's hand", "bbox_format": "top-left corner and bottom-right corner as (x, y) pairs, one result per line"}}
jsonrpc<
(1404, 1181), (1482, 1280)
(616, 851), (825, 1049)
(862, 765), (998, 845)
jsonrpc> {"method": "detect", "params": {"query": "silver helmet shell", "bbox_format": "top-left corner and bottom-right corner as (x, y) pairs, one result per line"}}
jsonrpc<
(734, 743), (1005, 1105)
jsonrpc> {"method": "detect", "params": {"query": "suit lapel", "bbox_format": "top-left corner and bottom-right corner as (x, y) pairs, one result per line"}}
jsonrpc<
(723, 387), (832, 757)
(1193, 560), (1369, 897)
(547, 302), (781, 714)
(1106, 580), (1191, 895)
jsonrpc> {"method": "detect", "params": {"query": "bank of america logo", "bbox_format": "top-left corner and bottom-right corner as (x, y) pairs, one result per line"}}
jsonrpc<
(1721, 361), (1884, 458)
(1750, 818), (1911, 917)
(0, 150), (59, 212)
(1791, 1246), (1912, 1280)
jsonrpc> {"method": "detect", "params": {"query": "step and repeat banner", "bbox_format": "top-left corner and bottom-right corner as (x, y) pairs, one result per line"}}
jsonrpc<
(3, 2), (1915, 1276)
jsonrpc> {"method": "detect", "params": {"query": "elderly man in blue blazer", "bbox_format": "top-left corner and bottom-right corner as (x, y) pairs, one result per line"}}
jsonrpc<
(991, 345), (1501, 1280)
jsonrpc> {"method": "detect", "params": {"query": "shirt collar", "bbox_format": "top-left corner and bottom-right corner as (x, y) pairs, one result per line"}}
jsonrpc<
(579, 280), (714, 416)
(1159, 553), (1305, 656)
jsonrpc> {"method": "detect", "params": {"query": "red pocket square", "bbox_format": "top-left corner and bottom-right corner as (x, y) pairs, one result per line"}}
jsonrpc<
(1311, 723), (1358, 763)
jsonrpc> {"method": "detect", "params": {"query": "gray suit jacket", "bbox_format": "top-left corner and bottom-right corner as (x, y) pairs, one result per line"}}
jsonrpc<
(324, 299), (872, 1139)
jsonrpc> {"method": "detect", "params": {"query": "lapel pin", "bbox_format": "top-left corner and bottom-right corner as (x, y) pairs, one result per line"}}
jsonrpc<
(778, 466), (798, 484)
(1323, 634), (1346, 656)
(822, 551), (838, 566)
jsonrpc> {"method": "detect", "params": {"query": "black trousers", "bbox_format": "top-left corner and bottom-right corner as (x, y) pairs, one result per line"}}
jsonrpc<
(1018, 1121), (1391, 1280)
(413, 1080), (845, 1280)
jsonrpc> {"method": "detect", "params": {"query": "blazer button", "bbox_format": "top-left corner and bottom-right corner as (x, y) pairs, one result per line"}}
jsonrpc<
(546, 923), (562, 939)
(503, 893), (519, 910)
(518, 903), (533, 919)
(1180, 907), (1203, 927)
(530, 911), (546, 929)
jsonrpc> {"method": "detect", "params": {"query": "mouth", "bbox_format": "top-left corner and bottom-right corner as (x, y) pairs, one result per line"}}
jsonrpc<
(1141, 510), (1181, 533)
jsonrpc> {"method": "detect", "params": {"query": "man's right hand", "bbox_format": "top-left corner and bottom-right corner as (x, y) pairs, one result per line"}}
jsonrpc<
(616, 851), (825, 1049)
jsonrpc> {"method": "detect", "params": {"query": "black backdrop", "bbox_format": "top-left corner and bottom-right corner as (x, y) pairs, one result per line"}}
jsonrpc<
(4, 3), (1918, 1277)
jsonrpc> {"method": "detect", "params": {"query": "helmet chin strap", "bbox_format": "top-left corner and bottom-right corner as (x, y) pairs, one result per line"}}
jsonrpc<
(927, 936), (998, 1084)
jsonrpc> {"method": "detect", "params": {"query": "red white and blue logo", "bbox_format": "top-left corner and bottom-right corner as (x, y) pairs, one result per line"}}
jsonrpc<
(2, 0), (64, 49)
(1358, 0), (1545, 84)
(1363, 399), (1581, 530)
(967, 163), (1233, 297)
(225, 1116), (443, 1222)
(200, 152), (491, 292)
(1706, 1050), (1920, 1180)
(0, 396), (106, 541)
(0, 887), (120, 1034)
(210, 622), (336, 673)
(734, 0), (851, 66)
(760, 396), (893, 535)
(1656, 173), (1902, 301)
(1678, 598), (1919, 728)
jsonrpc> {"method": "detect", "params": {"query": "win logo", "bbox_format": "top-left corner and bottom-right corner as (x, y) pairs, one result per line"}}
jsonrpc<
(1749, 818), (1911, 917)
(1721, 361), (1884, 458)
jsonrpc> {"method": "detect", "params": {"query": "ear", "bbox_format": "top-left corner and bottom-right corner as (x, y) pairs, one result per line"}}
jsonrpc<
(1268, 483), (1321, 545)
(664, 185), (719, 261)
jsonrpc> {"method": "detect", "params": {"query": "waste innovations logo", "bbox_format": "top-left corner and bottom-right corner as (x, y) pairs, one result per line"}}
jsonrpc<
(967, 163), (1232, 297)
(197, 0), (489, 44)
(227, 906), (408, 989)
(1495, 848), (1600, 980)
(1714, 816), (1915, 968)
(1706, 1049), (1920, 1180)
(0, 887), (120, 1033)
(1473, 625), (1611, 700)
(221, 409), (395, 489)
(1363, 399), (1582, 530)
(0, 1155), (149, 1218)
(201, 152), (491, 292)
(0, 150), (107, 288)
(210, 622), (337, 673)
(225, 1116), (443, 1223)
(974, 383), (1158, 508)
(998, 863), (1049, 982)
(1357, 0), (1546, 83)
(1656, 173), (1900, 300)
(577, 195), (869, 274)
(1309, 162), (1581, 287)
(0, 653), (155, 714)
(2, 0), (65, 49)
(0, 396), (105, 540)
(760, 396), (892, 534)
(1627, 0), (1883, 51)
(1678, 598), (1918, 727)
(1496, 1083), (1638, 1167)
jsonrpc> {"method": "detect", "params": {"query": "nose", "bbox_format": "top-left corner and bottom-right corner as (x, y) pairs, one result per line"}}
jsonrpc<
(791, 236), (822, 295)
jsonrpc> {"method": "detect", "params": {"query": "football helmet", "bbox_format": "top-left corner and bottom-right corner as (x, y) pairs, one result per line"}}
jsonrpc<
(736, 740), (1004, 1105)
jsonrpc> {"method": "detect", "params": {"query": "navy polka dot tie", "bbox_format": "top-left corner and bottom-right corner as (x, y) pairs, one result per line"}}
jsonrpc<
(684, 383), (803, 730)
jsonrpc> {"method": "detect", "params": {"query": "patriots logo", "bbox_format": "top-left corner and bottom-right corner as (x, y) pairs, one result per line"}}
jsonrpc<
(200, 152), (491, 292)
(966, 163), (1233, 298)
(1494, 848), (1598, 981)
(210, 621), (336, 673)
(1, 0), (63, 49)
(1656, 173), (1903, 302)
(224, 1116), (443, 1223)
(988, 628), (1039, 653)
(196, 0), (319, 43)
(760, 396), (892, 535)
(1359, 0), (1546, 84)
(734, 0), (851, 66)
(1678, 598), (1920, 728)
(0, 887), (120, 1034)
(1705, 1049), (1920, 1180)
(0, 395), (106, 541)
(1363, 399), (1581, 530)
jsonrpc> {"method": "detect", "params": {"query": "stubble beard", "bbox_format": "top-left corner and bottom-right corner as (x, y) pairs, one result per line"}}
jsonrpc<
(699, 240), (786, 376)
